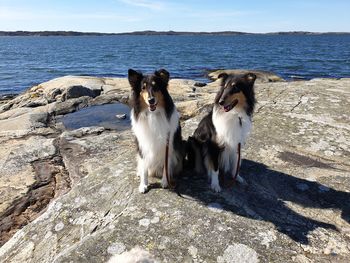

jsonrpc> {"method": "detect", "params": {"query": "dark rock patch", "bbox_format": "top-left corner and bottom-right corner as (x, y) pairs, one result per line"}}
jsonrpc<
(63, 85), (101, 101)
(0, 156), (70, 246)
(279, 151), (334, 170)
(194, 82), (207, 87)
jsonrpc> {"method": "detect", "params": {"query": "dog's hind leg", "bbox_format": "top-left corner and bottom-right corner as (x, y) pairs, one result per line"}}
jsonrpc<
(162, 151), (177, 189)
(204, 148), (221, 193)
(162, 137), (171, 189)
(137, 156), (148, 193)
(206, 141), (222, 192)
(210, 169), (221, 193)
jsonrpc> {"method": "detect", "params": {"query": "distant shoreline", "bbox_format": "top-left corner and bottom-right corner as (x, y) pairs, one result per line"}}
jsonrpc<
(1, 30), (350, 36)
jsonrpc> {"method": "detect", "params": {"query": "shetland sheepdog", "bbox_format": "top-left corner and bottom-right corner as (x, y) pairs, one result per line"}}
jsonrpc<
(128, 69), (183, 193)
(187, 73), (257, 192)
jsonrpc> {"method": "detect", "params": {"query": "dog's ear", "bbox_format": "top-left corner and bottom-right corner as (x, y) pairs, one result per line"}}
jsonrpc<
(128, 69), (143, 91)
(243, 73), (257, 85)
(218, 72), (228, 81)
(155, 69), (170, 84)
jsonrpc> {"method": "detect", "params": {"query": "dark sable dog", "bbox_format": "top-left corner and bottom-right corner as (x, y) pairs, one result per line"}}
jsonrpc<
(128, 69), (183, 193)
(187, 73), (257, 192)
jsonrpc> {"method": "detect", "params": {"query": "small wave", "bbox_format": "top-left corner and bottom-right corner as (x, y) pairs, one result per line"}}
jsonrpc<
(102, 54), (116, 58)
(289, 75), (308, 80)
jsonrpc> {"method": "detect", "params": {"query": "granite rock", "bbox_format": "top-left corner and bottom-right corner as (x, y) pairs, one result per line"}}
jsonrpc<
(0, 75), (349, 262)
(207, 69), (285, 83)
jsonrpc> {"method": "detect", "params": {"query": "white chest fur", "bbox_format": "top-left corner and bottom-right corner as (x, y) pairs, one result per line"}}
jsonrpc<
(212, 105), (252, 172)
(131, 108), (179, 172)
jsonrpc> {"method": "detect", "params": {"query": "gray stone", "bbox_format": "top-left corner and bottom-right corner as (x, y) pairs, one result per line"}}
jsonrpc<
(194, 82), (206, 87)
(115, 113), (127, 119)
(107, 242), (126, 255)
(63, 85), (101, 101)
(208, 69), (285, 83)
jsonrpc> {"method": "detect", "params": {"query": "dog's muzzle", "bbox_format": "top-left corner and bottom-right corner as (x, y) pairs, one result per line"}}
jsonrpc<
(219, 99), (238, 112)
(148, 97), (157, 111)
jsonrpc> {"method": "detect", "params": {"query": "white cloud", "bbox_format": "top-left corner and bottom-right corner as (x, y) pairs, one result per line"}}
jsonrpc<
(118, 0), (165, 11)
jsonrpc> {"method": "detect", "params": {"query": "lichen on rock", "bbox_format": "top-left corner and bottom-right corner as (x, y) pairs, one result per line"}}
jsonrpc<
(0, 74), (349, 262)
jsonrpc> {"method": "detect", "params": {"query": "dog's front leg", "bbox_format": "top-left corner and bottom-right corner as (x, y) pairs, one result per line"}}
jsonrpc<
(137, 156), (148, 193)
(232, 143), (246, 185)
(161, 170), (168, 189)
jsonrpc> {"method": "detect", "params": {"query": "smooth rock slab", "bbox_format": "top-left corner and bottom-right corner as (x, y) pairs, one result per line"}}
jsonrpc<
(0, 136), (56, 215)
(0, 76), (350, 263)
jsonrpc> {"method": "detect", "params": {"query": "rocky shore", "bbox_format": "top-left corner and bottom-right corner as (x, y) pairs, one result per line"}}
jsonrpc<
(0, 72), (349, 262)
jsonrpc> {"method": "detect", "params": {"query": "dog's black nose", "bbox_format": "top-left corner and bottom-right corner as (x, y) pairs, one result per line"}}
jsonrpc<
(219, 100), (225, 106)
(148, 97), (155, 105)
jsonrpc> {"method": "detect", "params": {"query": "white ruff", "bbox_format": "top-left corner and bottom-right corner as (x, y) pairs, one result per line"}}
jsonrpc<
(212, 105), (252, 173)
(131, 107), (180, 179)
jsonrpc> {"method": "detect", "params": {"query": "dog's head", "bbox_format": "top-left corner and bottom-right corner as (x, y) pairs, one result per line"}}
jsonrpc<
(128, 69), (170, 112)
(214, 73), (256, 115)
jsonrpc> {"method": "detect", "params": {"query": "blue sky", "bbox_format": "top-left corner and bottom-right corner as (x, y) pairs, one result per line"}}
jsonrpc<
(0, 0), (349, 33)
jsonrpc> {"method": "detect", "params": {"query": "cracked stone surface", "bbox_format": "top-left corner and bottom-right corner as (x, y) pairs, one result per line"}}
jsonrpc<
(0, 75), (349, 262)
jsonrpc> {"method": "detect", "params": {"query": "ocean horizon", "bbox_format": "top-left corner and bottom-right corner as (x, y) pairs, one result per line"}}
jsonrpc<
(1, 34), (350, 95)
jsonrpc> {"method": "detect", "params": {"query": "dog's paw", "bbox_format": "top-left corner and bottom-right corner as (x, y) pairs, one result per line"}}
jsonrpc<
(161, 176), (168, 189)
(138, 184), (148, 193)
(210, 182), (221, 193)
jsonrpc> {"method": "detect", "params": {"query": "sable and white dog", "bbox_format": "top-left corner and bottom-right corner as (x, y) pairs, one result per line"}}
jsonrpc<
(128, 69), (183, 193)
(187, 73), (257, 192)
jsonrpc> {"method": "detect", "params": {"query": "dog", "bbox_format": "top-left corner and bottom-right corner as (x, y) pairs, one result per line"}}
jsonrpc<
(187, 72), (257, 192)
(128, 68), (183, 193)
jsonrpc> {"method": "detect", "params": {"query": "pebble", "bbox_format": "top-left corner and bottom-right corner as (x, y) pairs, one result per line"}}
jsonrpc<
(54, 222), (65, 232)
(151, 217), (160, 224)
(188, 245), (198, 258)
(194, 82), (206, 87)
(139, 218), (151, 227)
(115, 114), (127, 119)
(107, 242), (126, 255)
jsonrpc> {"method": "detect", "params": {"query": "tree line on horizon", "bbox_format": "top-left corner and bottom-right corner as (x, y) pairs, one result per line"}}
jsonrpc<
(0, 30), (348, 36)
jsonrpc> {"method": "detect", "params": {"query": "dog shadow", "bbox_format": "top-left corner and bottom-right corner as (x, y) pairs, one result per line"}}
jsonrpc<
(176, 159), (350, 245)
